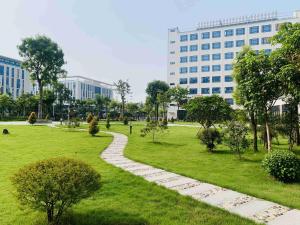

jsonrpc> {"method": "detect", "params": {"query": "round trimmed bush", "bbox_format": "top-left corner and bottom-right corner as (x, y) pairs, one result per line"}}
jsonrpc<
(262, 150), (300, 183)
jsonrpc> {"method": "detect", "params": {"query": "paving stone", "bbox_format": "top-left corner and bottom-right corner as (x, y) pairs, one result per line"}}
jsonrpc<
(268, 209), (300, 225)
(144, 172), (179, 182)
(178, 182), (216, 196)
(159, 177), (196, 188)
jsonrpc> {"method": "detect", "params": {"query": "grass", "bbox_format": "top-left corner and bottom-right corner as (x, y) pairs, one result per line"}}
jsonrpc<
(104, 122), (300, 210)
(0, 125), (257, 225)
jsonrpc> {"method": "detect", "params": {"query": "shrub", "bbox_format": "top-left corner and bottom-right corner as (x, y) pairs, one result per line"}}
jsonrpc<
(106, 116), (111, 130)
(170, 117), (175, 123)
(198, 128), (222, 152)
(45, 114), (49, 120)
(28, 112), (37, 125)
(123, 116), (128, 125)
(89, 118), (99, 136)
(146, 115), (150, 122)
(2, 129), (9, 135)
(162, 117), (168, 126)
(86, 113), (93, 123)
(262, 150), (300, 182)
(11, 158), (100, 225)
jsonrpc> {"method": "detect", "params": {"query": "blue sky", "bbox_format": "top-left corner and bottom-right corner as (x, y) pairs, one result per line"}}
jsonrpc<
(1, 0), (299, 101)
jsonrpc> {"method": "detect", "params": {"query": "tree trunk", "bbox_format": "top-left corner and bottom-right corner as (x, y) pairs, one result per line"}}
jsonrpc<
(156, 103), (159, 121)
(250, 112), (258, 152)
(265, 112), (271, 152)
(47, 208), (54, 223)
(294, 105), (300, 146)
(38, 81), (43, 119)
(121, 97), (125, 119)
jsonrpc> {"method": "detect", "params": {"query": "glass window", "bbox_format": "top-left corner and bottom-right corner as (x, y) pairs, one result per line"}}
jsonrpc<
(225, 64), (233, 71)
(225, 52), (234, 59)
(190, 45), (198, 51)
(212, 76), (221, 83)
(201, 66), (210, 72)
(250, 38), (259, 46)
(212, 87), (221, 94)
(212, 42), (221, 49)
(212, 65), (221, 71)
(190, 55), (198, 62)
(202, 32), (210, 39)
(201, 43), (210, 50)
(224, 29), (234, 37)
(190, 33), (198, 40)
(236, 28), (245, 35)
(11, 68), (14, 78)
(189, 88), (198, 94)
(225, 75), (233, 82)
(189, 77), (198, 84)
(6, 67), (10, 76)
(212, 53), (221, 60)
(225, 98), (234, 105)
(179, 78), (188, 84)
(201, 88), (210, 94)
(180, 35), (188, 42)
(189, 66), (198, 73)
(249, 26), (259, 34)
(212, 31), (221, 38)
(201, 54), (210, 61)
(169, 83), (175, 86)
(225, 87), (233, 93)
(170, 72), (175, 75)
(170, 41), (176, 44)
(261, 37), (270, 45)
(201, 77), (210, 83)
(180, 46), (188, 52)
(180, 67), (188, 74)
(236, 40), (245, 47)
(180, 57), (188, 63)
(170, 62), (175, 65)
(262, 24), (272, 32)
(0, 66), (4, 75)
(170, 51), (175, 54)
(225, 41), (234, 48)
(264, 49), (272, 55)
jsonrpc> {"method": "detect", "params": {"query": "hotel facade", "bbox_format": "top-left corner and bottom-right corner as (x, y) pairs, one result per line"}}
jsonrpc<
(167, 11), (300, 118)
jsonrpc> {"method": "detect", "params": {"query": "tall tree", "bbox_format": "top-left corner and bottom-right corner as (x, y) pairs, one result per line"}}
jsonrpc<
(18, 35), (66, 119)
(53, 83), (72, 119)
(95, 94), (105, 119)
(168, 86), (189, 118)
(114, 80), (131, 119)
(145, 80), (169, 121)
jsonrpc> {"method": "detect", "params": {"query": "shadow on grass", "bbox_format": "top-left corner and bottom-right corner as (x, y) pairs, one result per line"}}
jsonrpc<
(63, 209), (149, 225)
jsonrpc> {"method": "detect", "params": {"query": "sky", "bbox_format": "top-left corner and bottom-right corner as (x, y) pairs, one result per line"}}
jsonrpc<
(1, 0), (300, 102)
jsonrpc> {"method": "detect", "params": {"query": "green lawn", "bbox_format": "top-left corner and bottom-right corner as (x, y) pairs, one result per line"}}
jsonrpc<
(0, 125), (257, 225)
(105, 122), (300, 210)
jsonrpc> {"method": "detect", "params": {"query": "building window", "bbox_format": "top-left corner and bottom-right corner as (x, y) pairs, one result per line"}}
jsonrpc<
(236, 28), (245, 35)
(212, 31), (221, 38)
(202, 32), (210, 39)
(224, 29), (234, 37)
(225, 41), (234, 48)
(189, 88), (198, 95)
(190, 33), (198, 40)
(201, 43), (210, 50)
(190, 45), (198, 51)
(179, 78), (188, 84)
(189, 77), (198, 84)
(225, 98), (234, 105)
(201, 54), (210, 61)
(170, 51), (175, 54)
(170, 72), (175, 75)
(250, 38), (259, 46)
(170, 41), (176, 44)
(6, 67), (10, 76)
(225, 52), (234, 59)
(201, 66), (210, 72)
(262, 24), (272, 32)
(180, 46), (188, 52)
(264, 49), (272, 55)
(170, 62), (175, 65)
(180, 57), (188, 63)
(11, 68), (15, 78)
(190, 55), (198, 62)
(201, 77), (210, 83)
(212, 76), (221, 83)
(225, 64), (233, 71)
(189, 66), (198, 73)
(180, 67), (188, 74)
(236, 40), (245, 47)
(249, 26), (259, 34)
(212, 53), (221, 60)
(212, 87), (221, 94)
(180, 35), (188, 42)
(261, 37), (270, 45)
(201, 88), (210, 94)
(225, 87), (233, 93)
(212, 65), (221, 72)
(0, 66), (4, 75)
(225, 75), (233, 82)
(212, 42), (221, 49)
(170, 83), (175, 86)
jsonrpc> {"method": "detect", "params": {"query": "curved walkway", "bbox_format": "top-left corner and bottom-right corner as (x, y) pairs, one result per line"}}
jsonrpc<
(102, 132), (300, 225)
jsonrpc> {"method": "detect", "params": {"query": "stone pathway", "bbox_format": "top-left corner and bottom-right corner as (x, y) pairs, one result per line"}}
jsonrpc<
(100, 132), (300, 225)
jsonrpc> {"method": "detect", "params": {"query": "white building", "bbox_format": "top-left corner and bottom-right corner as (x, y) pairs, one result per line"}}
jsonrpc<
(0, 55), (32, 99)
(59, 76), (113, 101)
(167, 10), (300, 119)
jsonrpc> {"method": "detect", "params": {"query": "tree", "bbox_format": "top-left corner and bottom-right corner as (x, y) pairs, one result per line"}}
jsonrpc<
(198, 128), (222, 152)
(86, 113), (93, 123)
(105, 114), (111, 129)
(0, 94), (14, 118)
(114, 80), (131, 119)
(43, 89), (56, 118)
(140, 120), (168, 142)
(18, 35), (66, 119)
(145, 80), (169, 121)
(11, 158), (100, 225)
(89, 118), (99, 136)
(28, 112), (37, 125)
(53, 83), (72, 119)
(15, 94), (38, 117)
(95, 94), (105, 119)
(168, 86), (189, 118)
